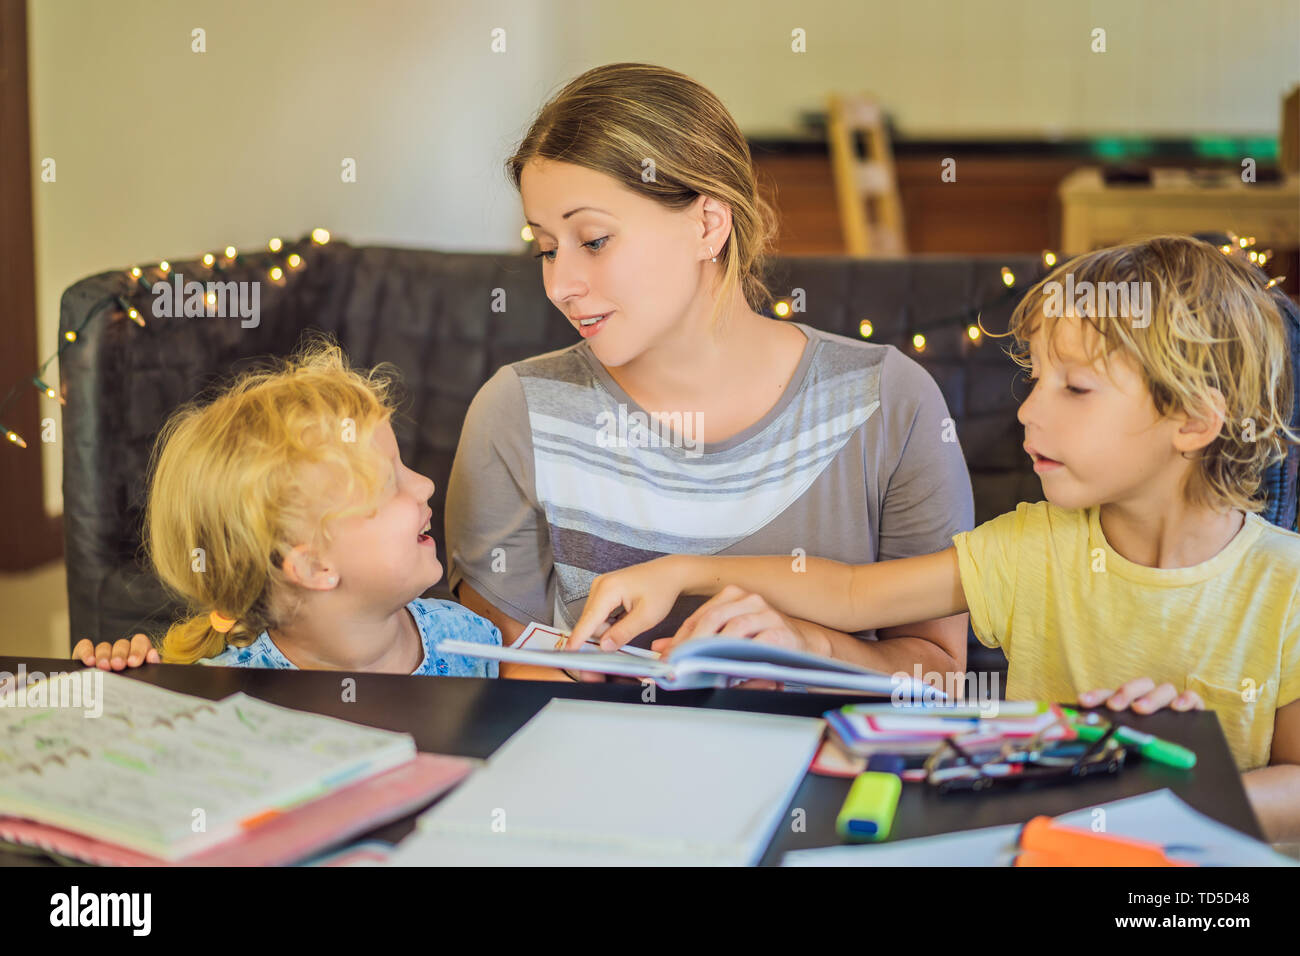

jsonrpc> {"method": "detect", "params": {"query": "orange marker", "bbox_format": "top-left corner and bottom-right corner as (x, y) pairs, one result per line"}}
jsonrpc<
(1014, 816), (1196, 867)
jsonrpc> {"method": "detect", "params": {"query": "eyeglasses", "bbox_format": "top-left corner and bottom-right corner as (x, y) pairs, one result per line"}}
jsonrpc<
(923, 714), (1126, 794)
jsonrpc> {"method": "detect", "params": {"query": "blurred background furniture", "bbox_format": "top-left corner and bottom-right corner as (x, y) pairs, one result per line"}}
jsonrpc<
(754, 87), (1299, 298)
(1059, 167), (1300, 253)
(826, 93), (907, 256)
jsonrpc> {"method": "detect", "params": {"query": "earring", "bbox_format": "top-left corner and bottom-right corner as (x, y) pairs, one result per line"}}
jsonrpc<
(709, 246), (717, 263)
(328, 576), (338, 586)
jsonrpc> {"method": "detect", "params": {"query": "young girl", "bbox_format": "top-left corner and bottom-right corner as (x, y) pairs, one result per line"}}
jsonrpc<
(568, 236), (1300, 841)
(75, 338), (503, 676)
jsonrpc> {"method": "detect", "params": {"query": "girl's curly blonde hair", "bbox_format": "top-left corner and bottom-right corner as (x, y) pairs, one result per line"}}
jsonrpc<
(145, 336), (399, 663)
(1007, 235), (1297, 514)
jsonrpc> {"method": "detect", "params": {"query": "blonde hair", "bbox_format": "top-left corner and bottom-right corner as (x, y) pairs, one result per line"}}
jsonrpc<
(1006, 235), (1298, 513)
(506, 62), (779, 330)
(146, 336), (399, 663)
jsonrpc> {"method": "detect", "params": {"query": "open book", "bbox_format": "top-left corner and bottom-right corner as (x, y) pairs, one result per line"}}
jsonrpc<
(438, 624), (944, 699)
(0, 671), (468, 862)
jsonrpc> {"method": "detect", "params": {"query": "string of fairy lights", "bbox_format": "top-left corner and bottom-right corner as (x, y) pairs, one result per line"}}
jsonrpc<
(770, 237), (1279, 356)
(3, 231), (1285, 452)
(0, 229), (332, 450)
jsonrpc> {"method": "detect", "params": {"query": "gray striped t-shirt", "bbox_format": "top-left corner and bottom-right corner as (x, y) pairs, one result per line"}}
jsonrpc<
(445, 322), (974, 645)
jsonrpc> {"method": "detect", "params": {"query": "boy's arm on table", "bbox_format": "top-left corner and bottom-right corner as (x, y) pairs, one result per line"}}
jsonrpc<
(1243, 698), (1300, 844)
(570, 547), (968, 652)
(803, 613), (969, 675)
(454, 581), (572, 682)
(675, 547), (968, 635)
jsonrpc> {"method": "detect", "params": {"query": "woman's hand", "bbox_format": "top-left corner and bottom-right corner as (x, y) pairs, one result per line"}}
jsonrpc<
(650, 585), (827, 657)
(1077, 677), (1205, 714)
(72, 633), (160, 670)
(566, 556), (689, 652)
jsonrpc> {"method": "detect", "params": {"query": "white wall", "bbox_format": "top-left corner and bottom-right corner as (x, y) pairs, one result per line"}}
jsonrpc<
(26, 0), (1300, 514)
(27, 0), (560, 513)
(551, 0), (1299, 137)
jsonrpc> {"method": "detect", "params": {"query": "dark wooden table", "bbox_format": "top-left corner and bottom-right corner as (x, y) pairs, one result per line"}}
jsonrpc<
(0, 656), (1262, 865)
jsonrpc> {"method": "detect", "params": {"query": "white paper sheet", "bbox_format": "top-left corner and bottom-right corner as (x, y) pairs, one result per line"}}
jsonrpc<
(388, 699), (824, 866)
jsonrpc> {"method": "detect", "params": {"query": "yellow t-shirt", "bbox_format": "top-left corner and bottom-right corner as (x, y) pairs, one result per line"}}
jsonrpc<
(952, 501), (1300, 771)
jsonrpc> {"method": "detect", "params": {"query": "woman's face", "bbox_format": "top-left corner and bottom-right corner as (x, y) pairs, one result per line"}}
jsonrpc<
(520, 158), (719, 368)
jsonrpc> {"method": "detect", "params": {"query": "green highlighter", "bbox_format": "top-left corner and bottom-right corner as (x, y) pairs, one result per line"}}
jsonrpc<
(836, 771), (902, 842)
(1061, 706), (1197, 770)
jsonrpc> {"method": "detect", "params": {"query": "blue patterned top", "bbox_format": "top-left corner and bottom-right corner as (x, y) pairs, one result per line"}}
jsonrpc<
(198, 598), (500, 677)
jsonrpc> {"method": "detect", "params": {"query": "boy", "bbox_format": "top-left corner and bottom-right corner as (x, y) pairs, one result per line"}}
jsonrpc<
(568, 236), (1300, 842)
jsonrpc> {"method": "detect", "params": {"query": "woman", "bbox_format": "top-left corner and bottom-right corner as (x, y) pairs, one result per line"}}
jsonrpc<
(447, 63), (974, 680)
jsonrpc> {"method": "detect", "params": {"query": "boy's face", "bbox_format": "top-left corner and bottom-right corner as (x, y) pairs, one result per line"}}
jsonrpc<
(319, 420), (442, 607)
(1017, 317), (1184, 510)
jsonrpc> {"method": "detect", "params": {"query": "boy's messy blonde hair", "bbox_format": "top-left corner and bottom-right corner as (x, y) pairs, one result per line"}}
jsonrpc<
(146, 336), (399, 663)
(1007, 235), (1297, 513)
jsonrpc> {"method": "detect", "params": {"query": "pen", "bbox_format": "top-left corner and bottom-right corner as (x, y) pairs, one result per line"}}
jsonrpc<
(1061, 707), (1197, 770)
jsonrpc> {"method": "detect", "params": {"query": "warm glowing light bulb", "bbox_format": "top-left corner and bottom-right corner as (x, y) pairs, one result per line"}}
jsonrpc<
(967, 324), (981, 342)
(1042, 251), (1056, 267)
(912, 333), (926, 351)
(268, 237), (282, 252)
(312, 228), (330, 244)
(859, 319), (873, 338)
(774, 301), (790, 317)
(270, 267), (284, 281)
(6, 430), (26, 448)
(288, 254), (303, 268)
(64, 330), (76, 342)
(130, 267), (142, 278)
(521, 225), (534, 242)
(159, 261), (170, 273)
(1000, 267), (1015, 287)
(202, 253), (215, 267)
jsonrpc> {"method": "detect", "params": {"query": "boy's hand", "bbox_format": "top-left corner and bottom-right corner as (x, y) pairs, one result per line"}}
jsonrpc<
(72, 634), (160, 670)
(567, 557), (686, 652)
(651, 585), (825, 657)
(1077, 677), (1204, 714)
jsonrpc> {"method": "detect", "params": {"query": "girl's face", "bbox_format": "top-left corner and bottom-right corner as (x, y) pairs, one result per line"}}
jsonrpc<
(521, 158), (718, 368)
(318, 419), (442, 607)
